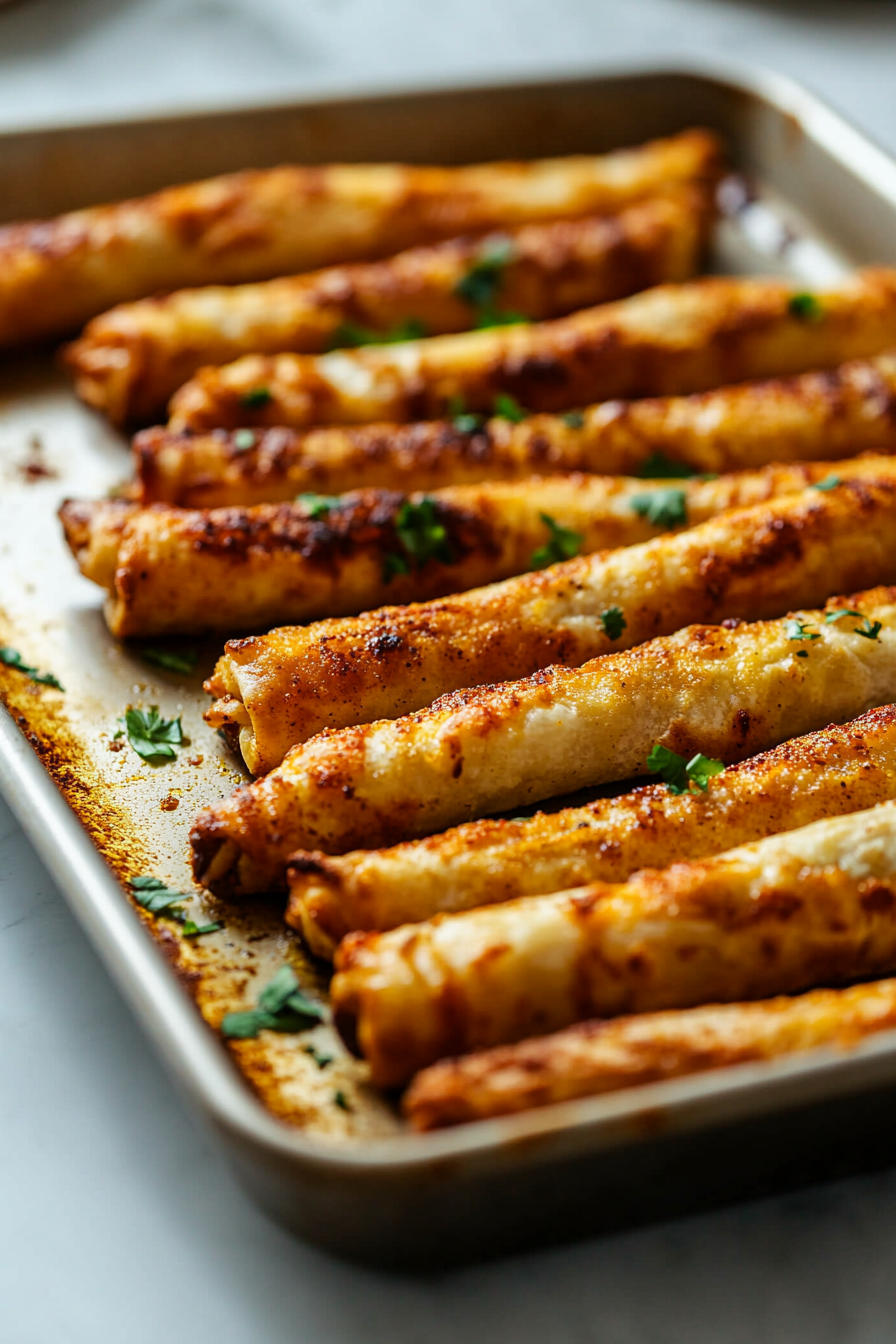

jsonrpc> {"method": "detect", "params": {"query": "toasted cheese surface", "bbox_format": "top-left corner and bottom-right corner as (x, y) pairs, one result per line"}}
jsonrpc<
(332, 799), (896, 1086)
(286, 705), (896, 958)
(204, 475), (896, 771)
(0, 129), (722, 347)
(65, 192), (708, 426)
(62, 456), (896, 639)
(167, 270), (896, 431)
(190, 586), (896, 897)
(404, 978), (896, 1129)
(135, 352), (896, 508)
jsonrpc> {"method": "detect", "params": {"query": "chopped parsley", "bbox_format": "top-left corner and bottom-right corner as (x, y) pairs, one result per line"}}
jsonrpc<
(296, 492), (342, 519)
(127, 875), (222, 937)
(302, 1044), (335, 1069)
(562, 411), (585, 429)
(855, 617), (883, 641)
(447, 394), (485, 433)
(329, 318), (427, 349)
(493, 393), (528, 423)
(140, 647), (198, 675)
(221, 965), (327, 1040)
(531, 513), (584, 568)
(333, 1089), (352, 1112)
(383, 498), (454, 579)
(635, 451), (700, 480)
(784, 618), (820, 642)
(599, 606), (627, 640)
(630, 487), (688, 528)
(788, 292), (823, 322)
(0, 646), (63, 690)
(825, 608), (862, 623)
(120, 705), (183, 762)
(239, 387), (272, 409)
(647, 744), (725, 795)
(813, 474), (841, 492)
(455, 236), (516, 310)
(232, 429), (257, 452)
(383, 552), (411, 580)
(474, 310), (528, 330)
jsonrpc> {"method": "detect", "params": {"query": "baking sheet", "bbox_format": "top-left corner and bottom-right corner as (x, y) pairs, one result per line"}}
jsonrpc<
(5, 62), (896, 1265)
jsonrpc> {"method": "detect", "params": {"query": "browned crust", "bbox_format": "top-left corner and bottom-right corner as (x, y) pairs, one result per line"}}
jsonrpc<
(167, 270), (896, 431)
(403, 979), (896, 1129)
(0, 129), (723, 347)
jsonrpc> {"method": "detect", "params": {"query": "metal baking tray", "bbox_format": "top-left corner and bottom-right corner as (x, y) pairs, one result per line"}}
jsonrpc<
(5, 61), (896, 1271)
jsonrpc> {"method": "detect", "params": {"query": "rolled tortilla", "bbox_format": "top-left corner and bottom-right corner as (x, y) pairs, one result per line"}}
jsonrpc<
(332, 799), (896, 1087)
(190, 585), (896, 896)
(167, 270), (896, 431)
(62, 455), (894, 638)
(205, 473), (896, 771)
(286, 704), (896, 958)
(0, 128), (722, 347)
(404, 979), (896, 1129)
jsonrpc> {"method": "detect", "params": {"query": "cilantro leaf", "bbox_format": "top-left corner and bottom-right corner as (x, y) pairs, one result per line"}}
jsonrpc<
(455, 237), (516, 310)
(631, 488), (688, 528)
(0, 646), (63, 690)
(599, 606), (627, 640)
(122, 705), (183, 762)
(221, 965), (327, 1040)
(784, 618), (820, 642)
(232, 429), (257, 452)
(296, 492), (342, 519)
(562, 411), (585, 429)
(813, 474), (841, 492)
(647, 744), (724, 794)
(493, 393), (528, 423)
(383, 498), (455, 580)
(329, 318), (427, 350)
(140, 647), (198, 675)
(240, 387), (272, 409)
(854, 617), (883, 641)
(531, 513), (584, 569)
(635, 452), (699, 480)
(788, 292), (823, 322)
(128, 874), (186, 915)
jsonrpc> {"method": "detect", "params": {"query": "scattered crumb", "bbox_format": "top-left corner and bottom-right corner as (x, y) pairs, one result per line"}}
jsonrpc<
(108, 740), (125, 752)
(160, 794), (180, 811)
(188, 754), (204, 766)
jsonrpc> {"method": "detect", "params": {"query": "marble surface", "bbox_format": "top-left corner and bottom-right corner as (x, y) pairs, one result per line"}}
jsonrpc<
(4, 2), (896, 1340)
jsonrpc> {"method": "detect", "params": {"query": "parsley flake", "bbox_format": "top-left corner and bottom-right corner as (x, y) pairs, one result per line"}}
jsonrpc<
(329, 318), (427, 350)
(383, 498), (454, 579)
(140, 647), (198, 675)
(493, 393), (528, 423)
(785, 618), (820, 642)
(635, 452), (700, 480)
(240, 387), (272, 409)
(788, 292), (823, 322)
(562, 411), (585, 429)
(333, 1089), (352, 1112)
(182, 919), (223, 937)
(0, 646), (63, 690)
(813, 474), (841, 492)
(854, 617), (883, 641)
(599, 606), (627, 640)
(120, 705), (183, 762)
(447, 394), (485, 433)
(531, 513), (584, 568)
(455, 237), (516, 310)
(232, 429), (257, 452)
(474, 310), (528, 330)
(630, 488), (688, 528)
(647, 744), (724, 795)
(383, 552), (411, 581)
(825, 608), (862, 623)
(127, 875), (222, 937)
(221, 965), (327, 1040)
(303, 1044), (335, 1069)
(297, 492), (342, 519)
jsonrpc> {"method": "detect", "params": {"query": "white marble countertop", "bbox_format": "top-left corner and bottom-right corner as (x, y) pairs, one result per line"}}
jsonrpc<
(4, 2), (896, 1340)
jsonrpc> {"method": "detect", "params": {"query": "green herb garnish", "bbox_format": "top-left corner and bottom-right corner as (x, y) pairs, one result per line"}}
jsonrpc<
(383, 552), (411, 581)
(127, 875), (222, 937)
(599, 606), (627, 640)
(854, 617), (883, 641)
(635, 451), (699, 480)
(302, 1044), (335, 1069)
(474, 310), (528, 330)
(333, 1089), (352, 1112)
(824, 608), (862, 623)
(785, 618), (820, 642)
(232, 429), (257, 452)
(447, 394), (485, 433)
(493, 393), (528, 423)
(630, 487), (688, 528)
(329, 318), (428, 349)
(221, 965), (327, 1040)
(120, 705), (183, 762)
(788, 292), (823, 322)
(455, 237), (516, 310)
(647, 744), (725, 795)
(562, 411), (585, 429)
(531, 513), (584, 568)
(240, 387), (272, 409)
(383, 498), (454, 580)
(296, 492), (342, 519)
(0, 646), (63, 690)
(812, 474), (841, 492)
(140, 648), (198, 675)
(182, 919), (223, 937)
